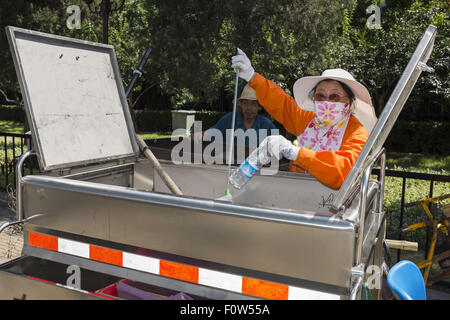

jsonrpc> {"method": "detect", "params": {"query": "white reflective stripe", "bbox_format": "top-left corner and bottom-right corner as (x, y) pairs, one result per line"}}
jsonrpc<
(53, 235), (344, 300)
(58, 238), (89, 258)
(56, 282), (89, 294)
(288, 286), (341, 300)
(198, 268), (242, 293)
(122, 252), (159, 274)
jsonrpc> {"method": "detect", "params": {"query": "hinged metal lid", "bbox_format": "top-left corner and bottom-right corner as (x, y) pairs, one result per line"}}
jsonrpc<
(6, 27), (139, 171)
(332, 24), (437, 211)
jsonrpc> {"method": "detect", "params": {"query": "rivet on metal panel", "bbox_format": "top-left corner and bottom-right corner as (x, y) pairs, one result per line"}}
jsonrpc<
(334, 205), (346, 217)
(417, 61), (435, 73)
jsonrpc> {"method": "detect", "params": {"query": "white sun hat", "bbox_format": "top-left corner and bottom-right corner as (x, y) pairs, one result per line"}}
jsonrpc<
(293, 68), (377, 132)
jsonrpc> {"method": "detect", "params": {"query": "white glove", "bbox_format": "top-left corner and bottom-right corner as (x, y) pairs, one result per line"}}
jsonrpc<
(231, 48), (255, 82)
(263, 135), (300, 161)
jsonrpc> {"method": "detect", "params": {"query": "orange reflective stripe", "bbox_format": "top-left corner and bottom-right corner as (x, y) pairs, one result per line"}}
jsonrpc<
(89, 245), (123, 266)
(159, 260), (199, 283)
(26, 232), (316, 300)
(242, 277), (289, 300)
(28, 232), (58, 251)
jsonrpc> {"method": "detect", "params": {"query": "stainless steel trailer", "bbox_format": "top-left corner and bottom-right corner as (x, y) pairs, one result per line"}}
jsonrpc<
(0, 25), (437, 300)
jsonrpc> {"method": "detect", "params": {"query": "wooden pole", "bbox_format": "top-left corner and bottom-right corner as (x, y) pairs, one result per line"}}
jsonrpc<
(135, 135), (183, 196)
(384, 239), (418, 252)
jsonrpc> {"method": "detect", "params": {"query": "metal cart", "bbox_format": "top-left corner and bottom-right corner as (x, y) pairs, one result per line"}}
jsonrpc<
(0, 25), (437, 300)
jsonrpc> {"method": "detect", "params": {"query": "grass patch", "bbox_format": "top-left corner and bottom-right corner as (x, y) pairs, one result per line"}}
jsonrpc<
(0, 121), (175, 140)
(0, 167), (36, 192)
(137, 131), (176, 140)
(0, 121), (29, 165)
(386, 152), (450, 174)
(0, 120), (24, 134)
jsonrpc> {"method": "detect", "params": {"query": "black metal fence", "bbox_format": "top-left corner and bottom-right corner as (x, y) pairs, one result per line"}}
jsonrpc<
(372, 168), (450, 262)
(0, 132), (37, 192)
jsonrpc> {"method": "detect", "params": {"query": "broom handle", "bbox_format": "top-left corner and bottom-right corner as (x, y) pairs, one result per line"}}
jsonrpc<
(127, 48), (183, 196)
(136, 135), (183, 196)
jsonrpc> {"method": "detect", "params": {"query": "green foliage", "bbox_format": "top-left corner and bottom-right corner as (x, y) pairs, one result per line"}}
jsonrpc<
(133, 109), (227, 133)
(386, 153), (450, 173)
(385, 120), (450, 155)
(342, 0), (358, 38)
(143, 0), (353, 106)
(0, 120), (24, 134)
(0, 145), (27, 166)
(104, 0), (152, 91)
(0, 1), (448, 127)
(0, 105), (25, 123)
(0, 1), (64, 91)
(194, 110), (227, 130)
(0, 0), (150, 103)
(327, 0), (450, 115)
(134, 109), (172, 132)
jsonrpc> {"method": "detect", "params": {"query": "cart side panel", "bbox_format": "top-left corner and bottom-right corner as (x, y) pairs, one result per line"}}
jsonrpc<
(22, 175), (355, 293)
(150, 161), (339, 213)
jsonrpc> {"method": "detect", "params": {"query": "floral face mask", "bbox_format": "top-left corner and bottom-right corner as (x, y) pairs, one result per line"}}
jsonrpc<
(297, 100), (351, 152)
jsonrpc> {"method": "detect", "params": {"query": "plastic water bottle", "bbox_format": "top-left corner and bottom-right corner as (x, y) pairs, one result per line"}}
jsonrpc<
(228, 141), (272, 189)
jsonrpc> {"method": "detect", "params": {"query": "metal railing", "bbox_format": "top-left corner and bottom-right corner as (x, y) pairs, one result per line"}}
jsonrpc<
(372, 168), (450, 262)
(0, 132), (37, 191)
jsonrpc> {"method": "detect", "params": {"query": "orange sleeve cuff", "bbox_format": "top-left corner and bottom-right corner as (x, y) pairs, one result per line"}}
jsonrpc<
(295, 147), (315, 169)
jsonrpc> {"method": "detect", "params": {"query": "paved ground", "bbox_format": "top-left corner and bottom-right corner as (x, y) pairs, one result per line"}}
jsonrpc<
(0, 231), (23, 264)
(0, 194), (23, 264)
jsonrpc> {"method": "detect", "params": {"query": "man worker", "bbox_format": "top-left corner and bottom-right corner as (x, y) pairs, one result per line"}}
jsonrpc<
(192, 84), (277, 147)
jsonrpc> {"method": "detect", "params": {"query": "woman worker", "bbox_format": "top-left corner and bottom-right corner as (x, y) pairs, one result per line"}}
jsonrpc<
(231, 49), (377, 190)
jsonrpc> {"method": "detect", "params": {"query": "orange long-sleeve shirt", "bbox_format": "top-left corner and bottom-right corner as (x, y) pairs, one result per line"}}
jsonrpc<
(249, 73), (370, 190)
